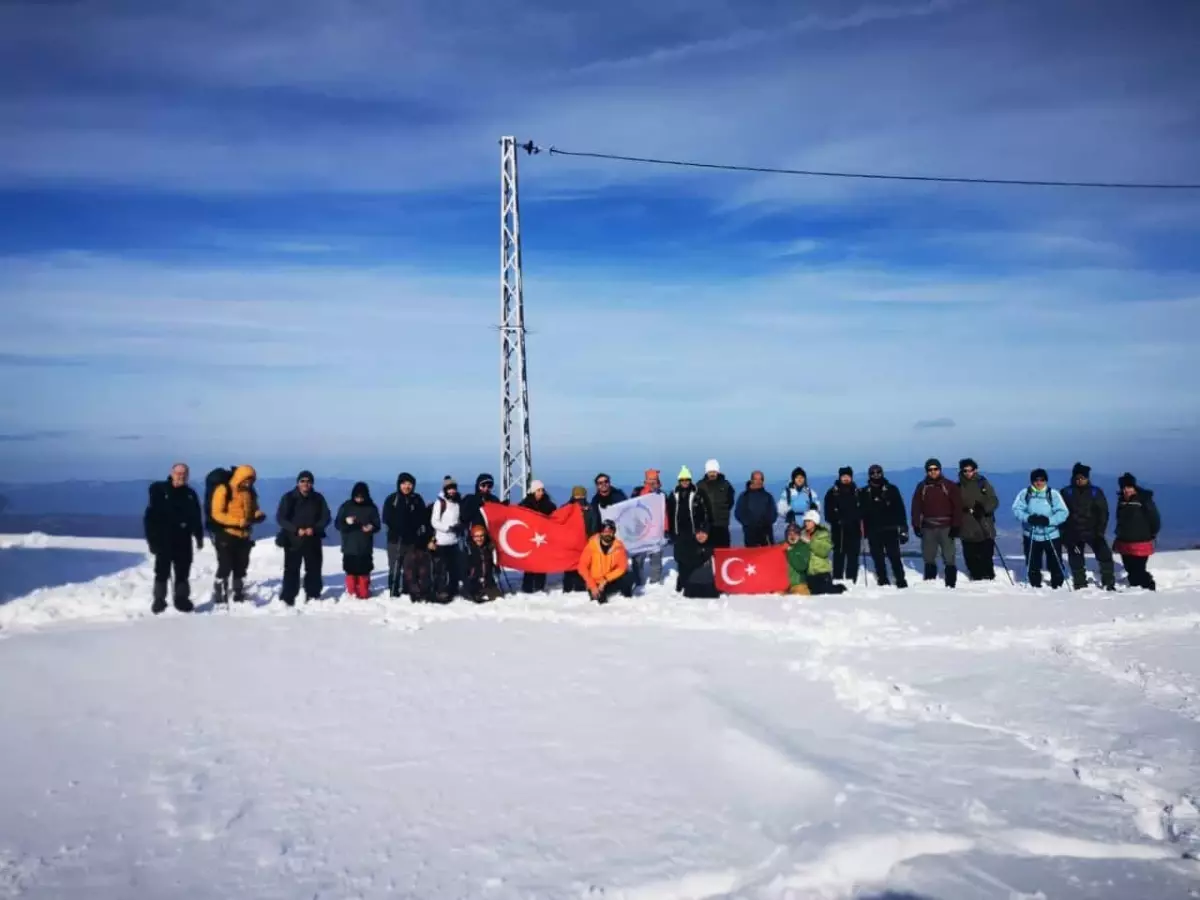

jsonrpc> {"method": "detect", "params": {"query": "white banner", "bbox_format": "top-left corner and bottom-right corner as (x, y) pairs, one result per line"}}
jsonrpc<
(603, 493), (667, 555)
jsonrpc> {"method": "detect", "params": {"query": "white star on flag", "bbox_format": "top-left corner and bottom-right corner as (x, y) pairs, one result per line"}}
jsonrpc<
(532, 533), (548, 547)
(745, 564), (757, 576)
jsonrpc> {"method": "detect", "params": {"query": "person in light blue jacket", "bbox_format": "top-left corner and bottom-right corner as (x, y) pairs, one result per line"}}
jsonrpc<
(777, 466), (821, 525)
(1011, 468), (1070, 588)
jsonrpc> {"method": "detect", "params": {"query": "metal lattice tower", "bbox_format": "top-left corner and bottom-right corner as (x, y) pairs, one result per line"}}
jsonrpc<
(499, 137), (533, 503)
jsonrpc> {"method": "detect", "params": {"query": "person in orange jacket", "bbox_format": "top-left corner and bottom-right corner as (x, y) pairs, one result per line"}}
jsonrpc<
(577, 519), (635, 604)
(209, 465), (267, 603)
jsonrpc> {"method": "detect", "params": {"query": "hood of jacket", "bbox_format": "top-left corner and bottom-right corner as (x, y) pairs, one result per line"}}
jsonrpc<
(230, 465), (257, 490)
(475, 473), (495, 492)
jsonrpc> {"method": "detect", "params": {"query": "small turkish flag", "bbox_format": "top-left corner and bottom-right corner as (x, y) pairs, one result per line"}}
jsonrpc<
(713, 546), (790, 594)
(482, 501), (588, 574)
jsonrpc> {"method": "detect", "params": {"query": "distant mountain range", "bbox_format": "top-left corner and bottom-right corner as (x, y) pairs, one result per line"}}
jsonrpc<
(2, 469), (1198, 549)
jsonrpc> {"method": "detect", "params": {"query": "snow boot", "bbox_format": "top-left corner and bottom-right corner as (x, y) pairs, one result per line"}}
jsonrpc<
(1073, 573), (1087, 590)
(212, 578), (228, 605)
(152, 580), (169, 615)
(944, 566), (958, 589)
(344, 575), (357, 596)
(923, 563), (937, 581)
(876, 575), (890, 587)
(173, 580), (194, 613)
(356, 575), (371, 599)
(231, 576), (246, 603)
(895, 575), (908, 589)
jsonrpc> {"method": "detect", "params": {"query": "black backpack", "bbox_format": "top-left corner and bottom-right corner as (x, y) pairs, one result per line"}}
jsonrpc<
(204, 466), (236, 532)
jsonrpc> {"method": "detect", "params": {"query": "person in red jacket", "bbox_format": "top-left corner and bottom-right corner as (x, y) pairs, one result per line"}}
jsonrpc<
(910, 458), (963, 587)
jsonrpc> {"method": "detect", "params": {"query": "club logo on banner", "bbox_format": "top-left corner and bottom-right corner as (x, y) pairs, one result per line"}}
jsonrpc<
(602, 493), (667, 556)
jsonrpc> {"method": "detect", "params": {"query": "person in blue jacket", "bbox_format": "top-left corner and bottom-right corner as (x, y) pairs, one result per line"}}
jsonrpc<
(777, 467), (821, 525)
(1011, 468), (1070, 588)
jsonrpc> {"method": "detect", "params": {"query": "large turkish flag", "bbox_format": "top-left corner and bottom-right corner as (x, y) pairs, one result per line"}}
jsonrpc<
(713, 546), (790, 594)
(482, 501), (588, 573)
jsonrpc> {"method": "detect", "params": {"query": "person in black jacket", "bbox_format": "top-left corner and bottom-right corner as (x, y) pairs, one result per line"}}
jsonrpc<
(696, 460), (736, 548)
(824, 466), (863, 582)
(1114, 473), (1161, 590)
(674, 525), (719, 598)
(666, 466), (710, 543)
(144, 462), (204, 614)
(734, 470), (776, 547)
(590, 472), (628, 516)
(519, 480), (556, 593)
(276, 470), (332, 606)
(1061, 462), (1115, 591)
(335, 482), (381, 598)
(462, 523), (503, 603)
(857, 464), (908, 588)
(562, 486), (596, 593)
(459, 473), (506, 534)
(404, 533), (450, 603)
(382, 472), (429, 597)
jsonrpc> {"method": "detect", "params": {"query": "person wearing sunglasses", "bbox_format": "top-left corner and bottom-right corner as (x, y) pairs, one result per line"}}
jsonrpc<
(459, 473), (506, 536)
(956, 458), (999, 581)
(910, 458), (962, 587)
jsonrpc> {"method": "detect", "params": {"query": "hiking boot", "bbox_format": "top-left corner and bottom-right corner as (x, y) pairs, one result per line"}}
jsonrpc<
(895, 576), (908, 589)
(923, 563), (937, 581)
(944, 566), (958, 589)
(211, 578), (228, 604)
(1073, 575), (1087, 590)
(152, 580), (169, 615)
(172, 581), (194, 613)
(876, 575), (891, 587)
(231, 577), (246, 603)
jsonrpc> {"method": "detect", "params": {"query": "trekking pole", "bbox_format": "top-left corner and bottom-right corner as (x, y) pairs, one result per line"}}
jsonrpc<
(859, 533), (869, 587)
(1051, 546), (1073, 592)
(992, 539), (1015, 586)
(1024, 534), (1035, 586)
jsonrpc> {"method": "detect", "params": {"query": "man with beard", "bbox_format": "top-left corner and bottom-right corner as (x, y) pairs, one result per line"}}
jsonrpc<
(734, 469), (776, 548)
(144, 462), (204, 613)
(956, 458), (1000, 581)
(696, 459), (736, 548)
(578, 519), (634, 604)
(823, 466), (863, 582)
(910, 458), (962, 587)
(275, 470), (332, 606)
(383, 472), (429, 597)
(857, 464), (908, 588)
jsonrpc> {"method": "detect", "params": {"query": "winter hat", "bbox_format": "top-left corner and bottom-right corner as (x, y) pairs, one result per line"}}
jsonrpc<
(352, 481), (370, 499)
(958, 458), (978, 472)
(1030, 468), (1049, 484)
(705, 459), (720, 474)
(838, 466), (853, 479)
(443, 476), (458, 490)
(475, 473), (495, 491)
(924, 458), (942, 471)
(868, 464), (884, 479)
(677, 465), (693, 481)
(1119, 472), (1138, 489)
(644, 468), (660, 482)
(571, 485), (588, 499)
(530, 479), (545, 493)
(790, 466), (807, 482)
(1072, 462), (1091, 480)
(297, 470), (314, 483)
(600, 519), (617, 533)
(397, 472), (415, 486)
(803, 509), (821, 525)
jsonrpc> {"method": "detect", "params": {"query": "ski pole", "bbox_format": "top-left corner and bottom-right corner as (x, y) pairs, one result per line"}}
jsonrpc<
(1051, 544), (1073, 591)
(992, 538), (1015, 586)
(1024, 533), (1035, 585)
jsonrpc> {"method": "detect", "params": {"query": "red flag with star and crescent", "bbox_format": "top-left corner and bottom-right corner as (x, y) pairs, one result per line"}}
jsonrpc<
(713, 546), (790, 594)
(481, 501), (588, 574)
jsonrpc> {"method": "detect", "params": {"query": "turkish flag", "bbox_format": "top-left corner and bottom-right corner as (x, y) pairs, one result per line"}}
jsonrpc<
(713, 546), (790, 594)
(482, 501), (588, 574)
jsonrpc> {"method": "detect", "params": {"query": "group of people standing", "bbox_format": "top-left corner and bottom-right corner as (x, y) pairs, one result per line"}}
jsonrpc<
(141, 458), (1162, 613)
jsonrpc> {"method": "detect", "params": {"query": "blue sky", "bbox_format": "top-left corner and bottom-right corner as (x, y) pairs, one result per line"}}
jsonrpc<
(1, 0), (1199, 484)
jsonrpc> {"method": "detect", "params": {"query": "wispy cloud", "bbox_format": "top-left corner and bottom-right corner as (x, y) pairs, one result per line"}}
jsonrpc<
(0, 430), (73, 443)
(914, 418), (956, 431)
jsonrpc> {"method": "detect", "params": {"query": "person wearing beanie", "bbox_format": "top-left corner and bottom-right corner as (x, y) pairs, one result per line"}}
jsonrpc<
(957, 458), (1000, 582)
(667, 467), (710, 544)
(910, 458), (962, 587)
(735, 470), (777, 548)
(631, 469), (666, 586)
(577, 519), (634, 604)
(518, 479), (557, 593)
(1011, 468), (1070, 589)
(429, 477), (463, 598)
(275, 468), (332, 606)
(857, 464), (908, 588)
(1114, 473), (1160, 590)
(561, 485), (599, 593)
(674, 524), (719, 598)
(823, 466), (863, 582)
(1060, 462), (1115, 590)
(777, 466), (821, 526)
(459, 473), (506, 535)
(783, 509), (846, 596)
(697, 460), (735, 548)
(335, 482), (381, 599)
(383, 472), (429, 597)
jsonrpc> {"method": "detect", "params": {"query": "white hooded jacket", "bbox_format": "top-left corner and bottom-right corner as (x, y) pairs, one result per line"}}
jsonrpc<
(429, 493), (462, 547)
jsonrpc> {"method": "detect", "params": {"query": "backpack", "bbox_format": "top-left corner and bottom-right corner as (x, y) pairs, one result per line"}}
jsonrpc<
(786, 485), (818, 511)
(1061, 485), (1099, 500)
(204, 466), (236, 532)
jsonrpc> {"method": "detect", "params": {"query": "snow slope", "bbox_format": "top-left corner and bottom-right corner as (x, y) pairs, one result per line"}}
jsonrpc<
(1, 537), (1199, 899)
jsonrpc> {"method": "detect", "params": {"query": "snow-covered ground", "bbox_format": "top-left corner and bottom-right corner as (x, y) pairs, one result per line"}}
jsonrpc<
(1, 535), (1199, 899)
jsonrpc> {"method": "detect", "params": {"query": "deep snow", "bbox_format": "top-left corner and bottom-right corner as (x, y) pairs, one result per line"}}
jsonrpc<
(1, 535), (1199, 899)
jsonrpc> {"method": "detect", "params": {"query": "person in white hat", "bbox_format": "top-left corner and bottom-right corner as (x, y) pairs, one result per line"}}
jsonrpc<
(517, 479), (557, 593)
(696, 459), (735, 548)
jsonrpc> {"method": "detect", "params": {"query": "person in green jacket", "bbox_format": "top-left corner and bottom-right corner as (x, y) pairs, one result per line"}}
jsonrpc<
(784, 510), (846, 595)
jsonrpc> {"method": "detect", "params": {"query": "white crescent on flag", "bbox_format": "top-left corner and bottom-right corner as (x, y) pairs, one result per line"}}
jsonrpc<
(498, 519), (532, 558)
(720, 557), (745, 586)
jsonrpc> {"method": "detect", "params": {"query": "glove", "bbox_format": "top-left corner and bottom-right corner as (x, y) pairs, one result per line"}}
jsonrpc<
(1027, 514), (1050, 527)
(254, 509), (267, 522)
(900, 531), (909, 545)
(949, 527), (961, 539)
(971, 503), (985, 517)
(195, 536), (204, 551)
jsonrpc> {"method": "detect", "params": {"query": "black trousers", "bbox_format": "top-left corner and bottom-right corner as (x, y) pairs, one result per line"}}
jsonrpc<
(596, 571), (636, 602)
(1066, 535), (1115, 586)
(807, 573), (847, 595)
(742, 525), (774, 548)
(962, 540), (996, 581)
(866, 531), (906, 585)
(1121, 555), (1156, 590)
(521, 572), (547, 593)
(708, 525), (732, 549)
(215, 536), (252, 581)
(435, 545), (460, 596)
(562, 571), (586, 593)
(831, 525), (861, 581)
(154, 541), (193, 586)
(1024, 536), (1066, 587)
(282, 540), (324, 602)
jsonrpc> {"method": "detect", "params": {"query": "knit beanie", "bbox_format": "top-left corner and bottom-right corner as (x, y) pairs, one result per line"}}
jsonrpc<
(838, 466), (853, 479)
(803, 509), (821, 525)
(443, 476), (457, 490)
(924, 458), (942, 471)
(1118, 472), (1138, 489)
(677, 465), (693, 481)
(571, 485), (588, 499)
(297, 470), (314, 483)
(530, 480), (544, 493)
(868, 464), (884, 480)
(1072, 462), (1091, 480)
(705, 459), (720, 474)
(958, 458), (978, 472)
(1030, 468), (1049, 484)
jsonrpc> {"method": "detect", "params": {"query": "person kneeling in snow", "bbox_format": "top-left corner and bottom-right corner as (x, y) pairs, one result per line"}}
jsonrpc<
(404, 532), (450, 603)
(674, 525), (719, 598)
(785, 511), (846, 596)
(335, 482), (380, 599)
(578, 519), (635, 604)
(462, 524), (503, 603)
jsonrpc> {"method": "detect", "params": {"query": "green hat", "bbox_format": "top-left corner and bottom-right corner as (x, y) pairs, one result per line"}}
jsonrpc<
(678, 465), (693, 481)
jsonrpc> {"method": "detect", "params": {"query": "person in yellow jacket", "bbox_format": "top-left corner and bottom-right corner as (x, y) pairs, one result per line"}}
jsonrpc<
(209, 465), (267, 603)
(577, 519), (635, 604)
